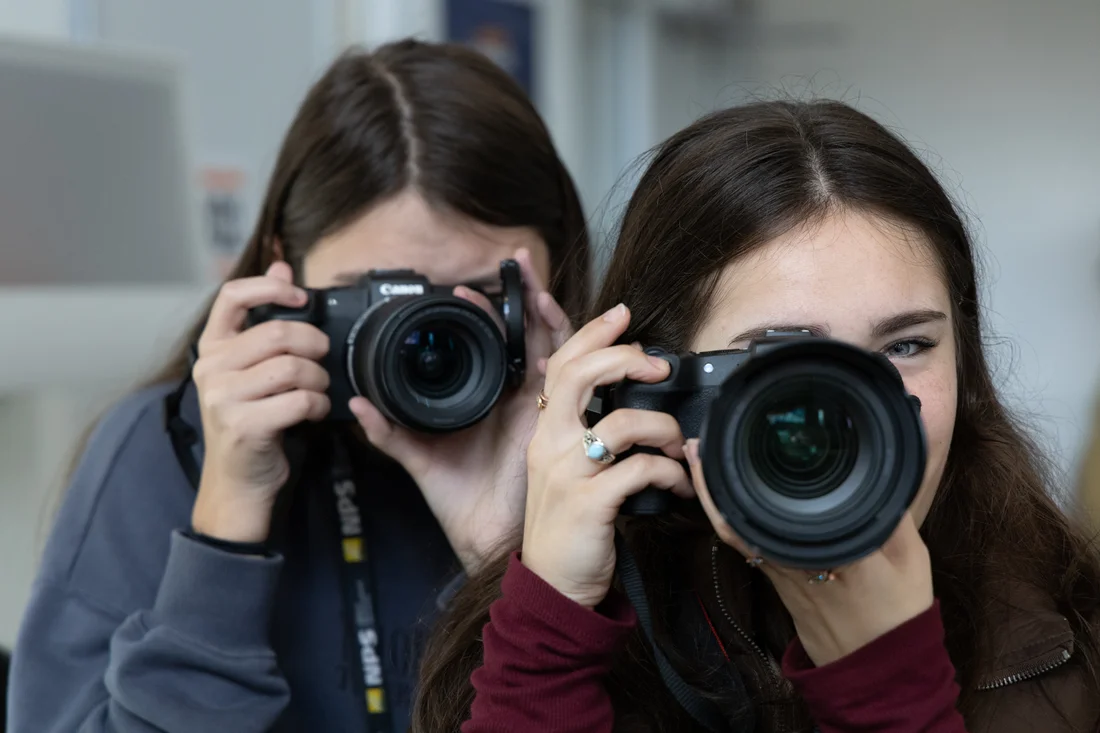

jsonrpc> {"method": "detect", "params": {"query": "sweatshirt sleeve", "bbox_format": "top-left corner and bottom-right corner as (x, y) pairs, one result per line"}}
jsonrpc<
(11, 534), (289, 733)
(782, 600), (969, 733)
(7, 387), (290, 733)
(463, 554), (637, 733)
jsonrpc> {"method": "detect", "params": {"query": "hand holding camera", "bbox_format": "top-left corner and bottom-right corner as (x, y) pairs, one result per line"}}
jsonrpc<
(689, 449), (934, 668)
(191, 261), (331, 543)
(522, 304), (696, 608)
(243, 248), (570, 571)
(352, 249), (575, 571)
(523, 303), (933, 652)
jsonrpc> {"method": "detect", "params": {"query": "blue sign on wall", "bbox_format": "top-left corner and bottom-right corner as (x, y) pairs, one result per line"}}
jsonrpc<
(446, 0), (534, 96)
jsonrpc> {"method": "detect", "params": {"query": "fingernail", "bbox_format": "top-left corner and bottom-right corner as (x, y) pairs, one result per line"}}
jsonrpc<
(648, 355), (668, 370)
(603, 303), (627, 322)
(295, 288), (309, 303)
(630, 341), (642, 350)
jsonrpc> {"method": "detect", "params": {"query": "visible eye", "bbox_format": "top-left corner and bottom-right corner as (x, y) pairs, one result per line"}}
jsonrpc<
(882, 337), (937, 359)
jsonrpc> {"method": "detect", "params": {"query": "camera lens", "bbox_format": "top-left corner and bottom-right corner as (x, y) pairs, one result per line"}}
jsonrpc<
(699, 339), (925, 569)
(348, 295), (508, 432)
(400, 324), (471, 400)
(748, 390), (858, 499)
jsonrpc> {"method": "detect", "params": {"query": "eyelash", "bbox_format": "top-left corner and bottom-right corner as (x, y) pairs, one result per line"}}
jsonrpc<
(882, 337), (938, 359)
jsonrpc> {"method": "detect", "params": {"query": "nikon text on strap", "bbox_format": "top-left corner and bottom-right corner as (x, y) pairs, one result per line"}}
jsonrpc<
(328, 434), (393, 732)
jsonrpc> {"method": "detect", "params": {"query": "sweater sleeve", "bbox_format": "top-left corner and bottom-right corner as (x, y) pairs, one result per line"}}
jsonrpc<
(7, 388), (290, 733)
(9, 533), (290, 733)
(463, 554), (637, 733)
(782, 600), (968, 733)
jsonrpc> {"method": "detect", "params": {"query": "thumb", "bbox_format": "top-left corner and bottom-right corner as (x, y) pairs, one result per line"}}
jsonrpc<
(349, 397), (418, 466)
(687, 438), (756, 561)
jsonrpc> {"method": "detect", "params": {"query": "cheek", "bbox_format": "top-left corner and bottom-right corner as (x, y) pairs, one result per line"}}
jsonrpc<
(905, 369), (958, 527)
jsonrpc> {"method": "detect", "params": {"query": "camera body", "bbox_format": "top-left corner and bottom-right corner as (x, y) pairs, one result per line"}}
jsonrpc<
(248, 260), (524, 432)
(603, 331), (926, 568)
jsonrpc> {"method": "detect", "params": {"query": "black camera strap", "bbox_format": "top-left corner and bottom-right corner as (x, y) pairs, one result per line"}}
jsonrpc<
(615, 530), (733, 733)
(328, 434), (393, 733)
(166, 373), (391, 729)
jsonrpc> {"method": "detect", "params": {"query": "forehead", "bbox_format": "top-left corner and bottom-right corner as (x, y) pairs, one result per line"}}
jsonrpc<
(303, 189), (544, 287)
(706, 210), (949, 334)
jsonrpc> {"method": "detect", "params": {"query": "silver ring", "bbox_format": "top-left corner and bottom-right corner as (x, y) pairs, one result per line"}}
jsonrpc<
(582, 429), (616, 465)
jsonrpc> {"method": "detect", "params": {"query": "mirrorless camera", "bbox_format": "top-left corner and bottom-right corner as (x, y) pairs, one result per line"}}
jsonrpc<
(248, 260), (524, 432)
(604, 332), (926, 568)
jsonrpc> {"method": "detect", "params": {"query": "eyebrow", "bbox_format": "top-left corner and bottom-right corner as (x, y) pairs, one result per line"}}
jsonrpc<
(727, 309), (948, 346)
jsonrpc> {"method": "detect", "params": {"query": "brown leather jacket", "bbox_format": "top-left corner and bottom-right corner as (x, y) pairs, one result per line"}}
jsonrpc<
(698, 541), (1099, 733)
(967, 582), (1096, 733)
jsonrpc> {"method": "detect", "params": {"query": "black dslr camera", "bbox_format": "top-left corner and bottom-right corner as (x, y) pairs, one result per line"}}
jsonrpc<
(603, 331), (926, 568)
(248, 260), (524, 432)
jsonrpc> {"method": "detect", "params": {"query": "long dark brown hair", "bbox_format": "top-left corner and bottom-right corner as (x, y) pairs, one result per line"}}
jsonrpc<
(412, 100), (1100, 731)
(152, 39), (590, 387)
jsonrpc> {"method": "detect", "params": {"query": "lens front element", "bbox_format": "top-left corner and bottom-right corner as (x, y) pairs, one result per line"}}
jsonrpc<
(400, 323), (472, 401)
(748, 388), (859, 500)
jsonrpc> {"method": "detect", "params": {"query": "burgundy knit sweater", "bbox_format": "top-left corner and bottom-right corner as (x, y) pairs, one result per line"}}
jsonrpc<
(462, 553), (968, 732)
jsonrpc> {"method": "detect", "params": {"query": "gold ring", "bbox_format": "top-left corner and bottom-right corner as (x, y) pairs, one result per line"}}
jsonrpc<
(806, 570), (836, 585)
(536, 391), (549, 410)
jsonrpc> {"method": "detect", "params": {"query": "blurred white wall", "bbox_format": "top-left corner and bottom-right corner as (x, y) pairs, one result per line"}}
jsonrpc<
(97, 0), (341, 253)
(0, 0), (67, 39)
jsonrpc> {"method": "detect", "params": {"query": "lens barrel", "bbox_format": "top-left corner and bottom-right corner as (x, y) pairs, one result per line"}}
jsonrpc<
(700, 340), (925, 568)
(348, 295), (507, 432)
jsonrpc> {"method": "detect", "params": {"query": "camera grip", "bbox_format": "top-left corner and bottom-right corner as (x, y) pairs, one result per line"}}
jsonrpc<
(246, 297), (318, 329)
(617, 445), (673, 516)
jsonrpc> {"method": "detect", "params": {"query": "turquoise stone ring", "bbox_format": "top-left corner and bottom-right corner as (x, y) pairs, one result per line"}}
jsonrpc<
(582, 429), (616, 465)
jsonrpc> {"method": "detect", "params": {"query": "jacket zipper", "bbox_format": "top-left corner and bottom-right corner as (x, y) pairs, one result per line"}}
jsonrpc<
(711, 539), (791, 733)
(976, 647), (1072, 690)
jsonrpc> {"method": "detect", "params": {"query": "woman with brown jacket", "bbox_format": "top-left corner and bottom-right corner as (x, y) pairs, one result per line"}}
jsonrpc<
(411, 100), (1100, 732)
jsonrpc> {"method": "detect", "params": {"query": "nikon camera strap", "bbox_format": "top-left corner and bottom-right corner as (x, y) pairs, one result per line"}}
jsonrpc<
(328, 434), (392, 732)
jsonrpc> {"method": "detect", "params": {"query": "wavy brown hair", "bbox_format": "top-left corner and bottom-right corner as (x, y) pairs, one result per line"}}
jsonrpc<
(412, 100), (1100, 731)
